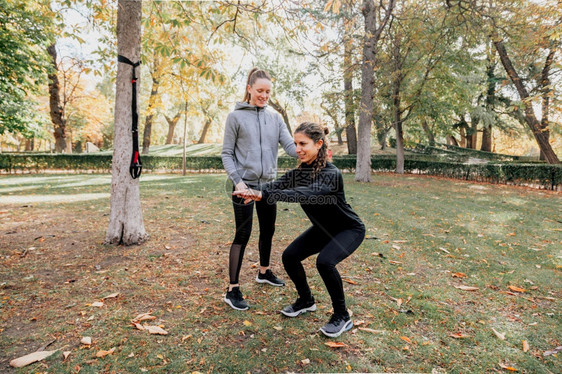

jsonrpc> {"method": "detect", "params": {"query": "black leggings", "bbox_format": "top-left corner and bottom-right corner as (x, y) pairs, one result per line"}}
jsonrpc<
(282, 225), (365, 316)
(228, 194), (277, 285)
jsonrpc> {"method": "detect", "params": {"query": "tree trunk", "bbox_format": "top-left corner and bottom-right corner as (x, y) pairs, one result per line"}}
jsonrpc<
(446, 135), (459, 146)
(343, 3), (357, 154)
(142, 54), (161, 155)
(47, 44), (67, 153)
(268, 98), (292, 135)
(481, 58), (495, 152)
(25, 138), (34, 151)
(421, 119), (435, 146)
(481, 125), (492, 152)
(540, 49), (556, 161)
(392, 32), (405, 174)
(494, 40), (559, 163)
(106, 0), (147, 246)
(198, 118), (212, 144)
(356, 0), (395, 181)
(165, 112), (181, 144)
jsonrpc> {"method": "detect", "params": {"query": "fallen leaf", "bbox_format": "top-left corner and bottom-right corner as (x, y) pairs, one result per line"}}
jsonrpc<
(96, 347), (115, 358)
(439, 247), (450, 254)
(452, 272), (467, 278)
(10, 350), (58, 368)
(102, 292), (120, 300)
(80, 337), (92, 345)
(454, 285), (479, 291)
(63, 351), (71, 360)
(132, 322), (144, 330)
(389, 260), (403, 265)
(358, 327), (384, 334)
(301, 358), (310, 365)
(543, 346), (562, 356)
(449, 333), (469, 339)
(145, 325), (168, 335)
(508, 286), (526, 293)
(400, 336), (411, 343)
(91, 301), (104, 307)
(391, 244), (401, 250)
(396, 298), (403, 307)
(343, 279), (358, 285)
(273, 326), (283, 331)
(492, 328), (506, 340)
(325, 342), (347, 348)
(132, 312), (156, 323)
(243, 320), (252, 327)
(499, 362), (518, 371)
(522, 340), (529, 352)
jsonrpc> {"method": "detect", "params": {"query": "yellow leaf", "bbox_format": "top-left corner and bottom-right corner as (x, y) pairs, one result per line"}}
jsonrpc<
(499, 363), (518, 371)
(400, 336), (411, 343)
(323, 0), (334, 12)
(243, 320), (252, 327)
(522, 340), (530, 352)
(508, 286), (526, 293)
(343, 279), (357, 285)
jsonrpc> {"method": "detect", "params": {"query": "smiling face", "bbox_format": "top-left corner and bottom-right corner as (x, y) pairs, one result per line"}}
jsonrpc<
(294, 131), (323, 165)
(247, 78), (271, 107)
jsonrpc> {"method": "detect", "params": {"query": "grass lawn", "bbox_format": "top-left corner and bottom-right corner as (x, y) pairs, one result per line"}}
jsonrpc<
(0, 172), (560, 373)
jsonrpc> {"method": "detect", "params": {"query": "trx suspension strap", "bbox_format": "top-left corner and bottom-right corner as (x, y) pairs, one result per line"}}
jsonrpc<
(118, 54), (142, 179)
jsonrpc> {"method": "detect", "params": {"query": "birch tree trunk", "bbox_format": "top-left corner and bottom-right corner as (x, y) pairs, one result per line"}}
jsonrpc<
(105, 0), (147, 245)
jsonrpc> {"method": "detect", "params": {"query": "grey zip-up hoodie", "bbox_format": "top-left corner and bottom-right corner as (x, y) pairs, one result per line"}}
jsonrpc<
(222, 102), (297, 185)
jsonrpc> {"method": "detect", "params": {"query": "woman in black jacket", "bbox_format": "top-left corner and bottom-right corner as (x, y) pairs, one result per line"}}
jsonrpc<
(234, 122), (365, 338)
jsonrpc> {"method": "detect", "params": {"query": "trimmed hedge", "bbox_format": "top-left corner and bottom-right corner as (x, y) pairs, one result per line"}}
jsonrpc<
(1, 153), (560, 190)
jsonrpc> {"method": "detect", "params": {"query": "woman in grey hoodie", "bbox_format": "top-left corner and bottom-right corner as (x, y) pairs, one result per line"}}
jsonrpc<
(221, 68), (297, 310)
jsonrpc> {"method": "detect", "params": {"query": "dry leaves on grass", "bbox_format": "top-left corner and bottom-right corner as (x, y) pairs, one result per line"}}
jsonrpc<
(96, 347), (116, 358)
(508, 285), (526, 293)
(144, 325), (169, 335)
(80, 336), (92, 345)
(131, 311), (157, 323)
(358, 327), (385, 334)
(543, 346), (562, 357)
(454, 285), (479, 291)
(491, 328), (506, 340)
(10, 350), (58, 368)
(499, 362), (518, 371)
(522, 340), (529, 352)
(325, 342), (347, 348)
(449, 332), (470, 339)
(102, 292), (120, 300)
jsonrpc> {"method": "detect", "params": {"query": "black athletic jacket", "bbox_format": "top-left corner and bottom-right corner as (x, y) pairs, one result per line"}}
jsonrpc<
(261, 162), (364, 233)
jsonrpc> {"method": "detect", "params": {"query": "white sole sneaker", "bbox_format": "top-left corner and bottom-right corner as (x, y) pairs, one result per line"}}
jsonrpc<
(319, 319), (353, 338)
(255, 275), (285, 287)
(223, 295), (249, 311)
(280, 303), (317, 317)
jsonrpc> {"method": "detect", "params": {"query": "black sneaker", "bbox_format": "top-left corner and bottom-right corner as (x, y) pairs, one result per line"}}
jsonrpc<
(280, 297), (316, 317)
(256, 269), (285, 287)
(224, 287), (249, 311)
(319, 313), (353, 338)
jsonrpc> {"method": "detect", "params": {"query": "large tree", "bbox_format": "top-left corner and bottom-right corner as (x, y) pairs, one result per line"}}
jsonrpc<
(355, 0), (395, 182)
(105, 0), (147, 245)
(0, 0), (53, 135)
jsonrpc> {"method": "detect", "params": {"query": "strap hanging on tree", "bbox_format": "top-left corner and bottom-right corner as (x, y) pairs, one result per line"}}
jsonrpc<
(118, 54), (142, 179)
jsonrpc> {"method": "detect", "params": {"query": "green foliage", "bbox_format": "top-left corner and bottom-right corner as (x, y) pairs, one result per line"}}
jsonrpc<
(1, 154), (559, 190)
(0, 0), (54, 135)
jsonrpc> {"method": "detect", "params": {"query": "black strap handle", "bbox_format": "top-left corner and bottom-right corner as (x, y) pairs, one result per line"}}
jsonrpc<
(118, 55), (142, 179)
